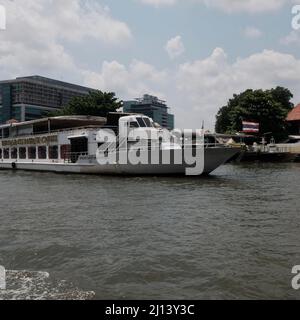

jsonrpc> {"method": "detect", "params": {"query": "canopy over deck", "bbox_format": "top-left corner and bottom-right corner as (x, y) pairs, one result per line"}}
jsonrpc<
(0, 116), (107, 135)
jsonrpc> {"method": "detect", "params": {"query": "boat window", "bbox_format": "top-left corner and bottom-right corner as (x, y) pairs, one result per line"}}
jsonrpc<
(11, 148), (17, 159)
(0, 149), (2, 159)
(38, 146), (47, 160)
(4, 149), (9, 159)
(129, 121), (139, 128)
(19, 147), (27, 159)
(28, 147), (37, 160)
(143, 118), (152, 128)
(136, 118), (146, 128)
(49, 146), (58, 160)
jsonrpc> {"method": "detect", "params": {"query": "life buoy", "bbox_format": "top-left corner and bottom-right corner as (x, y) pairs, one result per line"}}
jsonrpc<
(12, 162), (17, 170)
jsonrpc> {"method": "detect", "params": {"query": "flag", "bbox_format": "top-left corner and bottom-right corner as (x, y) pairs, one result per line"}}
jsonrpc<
(242, 121), (260, 133)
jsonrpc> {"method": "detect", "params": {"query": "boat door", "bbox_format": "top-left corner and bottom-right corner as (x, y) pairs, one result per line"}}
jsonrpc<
(68, 135), (88, 163)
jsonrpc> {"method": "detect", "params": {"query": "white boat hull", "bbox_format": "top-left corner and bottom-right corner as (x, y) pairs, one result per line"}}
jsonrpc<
(0, 147), (239, 175)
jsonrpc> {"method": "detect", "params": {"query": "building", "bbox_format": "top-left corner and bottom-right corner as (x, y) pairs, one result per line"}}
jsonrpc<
(123, 94), (175, 129)
(287, 104), (300, 135)
(0, 76), (94, 124)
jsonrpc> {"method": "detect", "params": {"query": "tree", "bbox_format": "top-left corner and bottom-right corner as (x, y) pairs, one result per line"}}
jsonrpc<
(51, 90), (122, 117)
(215, 87), (294, 141)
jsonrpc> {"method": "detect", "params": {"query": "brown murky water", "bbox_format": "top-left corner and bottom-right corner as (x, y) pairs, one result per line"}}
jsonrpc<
(0, 163), (299, 299)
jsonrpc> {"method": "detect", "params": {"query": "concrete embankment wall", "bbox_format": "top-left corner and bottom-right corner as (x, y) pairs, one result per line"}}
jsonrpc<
(275, 144), (300, 154)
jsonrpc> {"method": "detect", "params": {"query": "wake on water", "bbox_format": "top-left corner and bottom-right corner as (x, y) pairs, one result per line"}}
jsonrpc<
(0, 270), (95, 300)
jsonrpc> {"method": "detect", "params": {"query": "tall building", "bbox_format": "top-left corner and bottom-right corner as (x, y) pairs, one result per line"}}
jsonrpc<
(0, 76), (94, 124)
(123, 94), (175, 130)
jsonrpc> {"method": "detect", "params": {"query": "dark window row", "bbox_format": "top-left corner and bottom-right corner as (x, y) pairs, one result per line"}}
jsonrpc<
(0, 145), (70, 160)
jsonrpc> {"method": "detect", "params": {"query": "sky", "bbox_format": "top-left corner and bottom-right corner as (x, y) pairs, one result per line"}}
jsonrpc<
(1, 0), (300, 130)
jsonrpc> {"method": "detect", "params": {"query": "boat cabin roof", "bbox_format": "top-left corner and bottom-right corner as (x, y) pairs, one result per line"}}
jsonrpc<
(0, 116), (107, 135)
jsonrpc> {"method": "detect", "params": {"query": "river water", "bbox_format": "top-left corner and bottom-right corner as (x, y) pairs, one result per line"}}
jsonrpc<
(0, 163), (299, 300)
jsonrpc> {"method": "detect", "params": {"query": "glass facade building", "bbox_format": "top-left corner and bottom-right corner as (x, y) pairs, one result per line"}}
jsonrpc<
(0, 76), (94, 124)
(123, 94), (175, 130)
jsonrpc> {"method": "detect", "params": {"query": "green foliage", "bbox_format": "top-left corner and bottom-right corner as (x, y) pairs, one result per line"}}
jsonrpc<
(215, 87), (294, 141)
(50, 91), (122, 117)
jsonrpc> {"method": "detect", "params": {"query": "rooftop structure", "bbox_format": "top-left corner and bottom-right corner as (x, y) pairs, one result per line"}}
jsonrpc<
(287, 104), (300, 121)
(287, 104), (300, 135)
(123, 94), (175, 130)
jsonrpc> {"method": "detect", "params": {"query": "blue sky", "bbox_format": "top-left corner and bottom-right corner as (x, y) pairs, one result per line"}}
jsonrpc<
(68, 0), (296, 68)
(1, 0), (300, 129)
(101, 0), (293, 62)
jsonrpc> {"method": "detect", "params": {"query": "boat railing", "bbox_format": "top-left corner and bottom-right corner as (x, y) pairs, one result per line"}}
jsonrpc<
(97, 136), (128, 154)
(63, 152), (89, 163)
(185, 142), (227, 149)
(97, 140), (227, 153)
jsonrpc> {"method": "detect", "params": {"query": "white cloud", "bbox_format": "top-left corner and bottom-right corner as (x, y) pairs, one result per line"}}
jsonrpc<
(83, 60), (168, 99)
(0, 0), (132, 78)
(137, 0), (176, 7)
(82, 48), (300, 130)
(165, 36), (185, 59)
(280, 30), (300, 45)
(175, 48), (300, 129)
(46, 1), (132, 44)
(137, 0), (291, 13)
(202, 0), (288, 13)
(244, 26), (263, 38)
